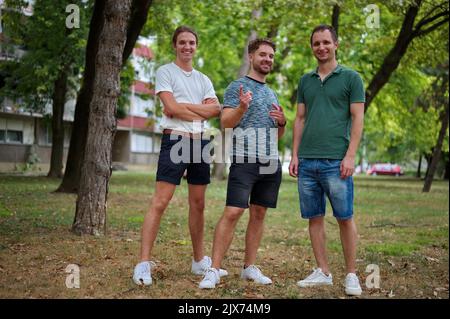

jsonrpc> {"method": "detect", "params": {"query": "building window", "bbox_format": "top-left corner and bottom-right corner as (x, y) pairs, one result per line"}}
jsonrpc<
(0, 129), (23, 143)
(132, 94), (154, 117)
(131, 133), (152, 153)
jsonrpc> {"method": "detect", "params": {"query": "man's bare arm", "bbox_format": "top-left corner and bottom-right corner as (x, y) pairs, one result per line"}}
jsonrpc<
(159, 91), (206, 121)
(289, 103), (306, 177)
(186, 98), (221, 119)
(340, 102), (365, 178)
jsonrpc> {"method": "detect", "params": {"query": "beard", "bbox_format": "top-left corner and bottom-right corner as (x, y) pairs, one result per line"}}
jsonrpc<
(253, 62), (272, 75)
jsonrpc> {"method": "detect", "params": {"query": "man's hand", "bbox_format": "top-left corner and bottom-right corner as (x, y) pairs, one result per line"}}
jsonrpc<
(163, 108), (173, 118)
(289, 157), (299, 177)
(269, 103), (286, 126)
(340, 155), (355, 179)
(239, 85), (252, 112)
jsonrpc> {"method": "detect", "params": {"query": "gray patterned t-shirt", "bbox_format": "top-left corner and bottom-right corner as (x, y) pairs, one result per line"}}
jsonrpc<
(223, 76), (279, 160)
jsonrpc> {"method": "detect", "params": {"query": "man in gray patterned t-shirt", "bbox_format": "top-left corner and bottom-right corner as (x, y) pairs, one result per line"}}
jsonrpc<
(199, 38), (286, 289)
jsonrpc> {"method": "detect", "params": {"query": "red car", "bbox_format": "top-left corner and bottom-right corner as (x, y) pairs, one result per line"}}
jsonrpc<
(367, 163), (404, 176)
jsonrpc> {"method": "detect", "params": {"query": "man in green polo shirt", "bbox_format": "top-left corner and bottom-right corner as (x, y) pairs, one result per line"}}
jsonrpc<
(289, 25), (365, 296)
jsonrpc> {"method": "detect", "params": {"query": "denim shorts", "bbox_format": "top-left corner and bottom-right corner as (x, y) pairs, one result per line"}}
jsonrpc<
(298, 158), (354, 220)
(156, 134), (211, 185)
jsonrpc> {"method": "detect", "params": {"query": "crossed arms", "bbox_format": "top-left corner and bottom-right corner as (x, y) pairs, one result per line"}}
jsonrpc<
(158, 91), (221, 121)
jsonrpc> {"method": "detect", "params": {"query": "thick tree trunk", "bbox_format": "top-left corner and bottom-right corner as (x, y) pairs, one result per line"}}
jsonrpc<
(423, 104), (449, 192)
(56, 0), (106, 193)
(47, 68), (68, 178)
(72, 0), (132, 236)
(57, 0), (152, 193)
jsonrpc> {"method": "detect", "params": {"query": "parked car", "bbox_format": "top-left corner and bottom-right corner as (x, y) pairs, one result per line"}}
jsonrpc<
(367, 163), (404, 176)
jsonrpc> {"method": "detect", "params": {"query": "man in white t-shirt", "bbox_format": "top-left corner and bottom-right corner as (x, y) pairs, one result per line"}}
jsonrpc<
(133, 26), (226, 286)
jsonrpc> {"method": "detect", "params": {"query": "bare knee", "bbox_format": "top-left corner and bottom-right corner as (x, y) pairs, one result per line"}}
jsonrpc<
(250, 205), (266, 222)
(223, 207), (245, 223)
(189, 198), (205, 213)
(309, 216), (325, 230)
(151, 196), (171, 215)
(337, 218), (356, 232)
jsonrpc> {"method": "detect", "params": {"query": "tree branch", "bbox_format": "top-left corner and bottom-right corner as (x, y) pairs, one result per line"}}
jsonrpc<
(414, 16), (449, 38)
(413, 9), (449, 35)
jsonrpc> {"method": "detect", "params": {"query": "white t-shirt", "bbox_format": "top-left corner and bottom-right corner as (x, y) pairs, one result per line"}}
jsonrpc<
(155, 62), (217, 133)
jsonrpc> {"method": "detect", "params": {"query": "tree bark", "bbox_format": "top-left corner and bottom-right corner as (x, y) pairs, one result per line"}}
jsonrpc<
(57, 0), (152, 193)
(423, 104), (449, 192)
(47, 67), (69, 178)
(56, 0), (106, 193)
(72, 0), (132, 236)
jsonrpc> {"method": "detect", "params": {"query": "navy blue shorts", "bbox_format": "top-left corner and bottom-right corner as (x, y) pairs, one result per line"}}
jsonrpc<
(156, 134), (212, 185)
(226, 158), (282, 209)
(298, 158), (354, 220)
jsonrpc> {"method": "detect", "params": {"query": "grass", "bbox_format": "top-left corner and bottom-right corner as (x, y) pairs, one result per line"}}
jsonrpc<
(0, 172), (448, 299)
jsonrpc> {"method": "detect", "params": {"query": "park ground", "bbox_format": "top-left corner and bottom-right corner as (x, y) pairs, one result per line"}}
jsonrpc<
(0, 172), (448, 299)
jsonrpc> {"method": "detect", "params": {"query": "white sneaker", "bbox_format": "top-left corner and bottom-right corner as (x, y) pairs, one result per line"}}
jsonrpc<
(297, 268), (333, 287)
(199, 268), (220, 289)
(133, 261), (156, 286)
(240, 265), (272, 285)
(344, 273), (362, 296)
(191, 256), (228, 277)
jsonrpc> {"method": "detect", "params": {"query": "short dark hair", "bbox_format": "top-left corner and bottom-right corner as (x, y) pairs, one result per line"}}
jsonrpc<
(172, 26), (198, 46)
(310, 25), (338, 45)
(248, 38), (276, 54)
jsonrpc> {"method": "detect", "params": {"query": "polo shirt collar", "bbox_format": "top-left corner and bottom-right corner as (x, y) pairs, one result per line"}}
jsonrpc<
(311, 64), (343, 77)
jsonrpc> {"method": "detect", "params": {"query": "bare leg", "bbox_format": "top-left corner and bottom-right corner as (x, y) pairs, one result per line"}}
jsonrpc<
(336, 218), (358, 274)
(188, 184), (207, 262)
(309, 216), (330, 274)
(244, 204), (267, 267)
(211, 206), (245, 269)
(139, 181), (177, 261)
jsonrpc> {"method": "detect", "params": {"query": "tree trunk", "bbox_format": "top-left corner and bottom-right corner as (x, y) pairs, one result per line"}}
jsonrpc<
(331, 3), (340, 37)
(423, 104), (449, 192)
(55, 0), (106, 193)
(416, 153), (422, 178)
(237, 8), (262, 76)
(122, 0), (153, 65)
(72, 0), (132, 236)
(47, 67), (69, 178)
(57, 0), (152, 193)
(443, 152), (449, 180)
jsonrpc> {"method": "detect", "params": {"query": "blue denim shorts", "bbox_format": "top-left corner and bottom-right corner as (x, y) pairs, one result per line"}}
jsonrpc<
(298, 158), (354, 220)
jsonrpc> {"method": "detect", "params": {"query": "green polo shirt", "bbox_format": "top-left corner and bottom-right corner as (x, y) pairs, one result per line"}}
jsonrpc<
(297, 64), (365, 159)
